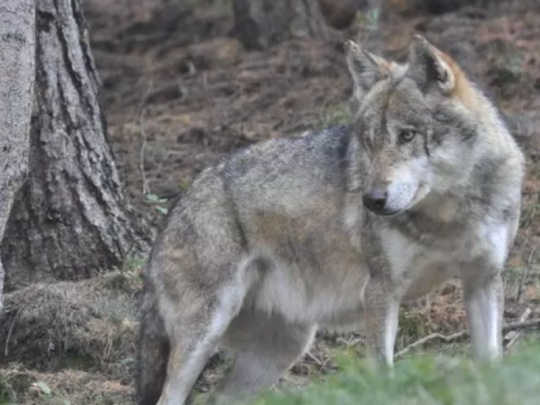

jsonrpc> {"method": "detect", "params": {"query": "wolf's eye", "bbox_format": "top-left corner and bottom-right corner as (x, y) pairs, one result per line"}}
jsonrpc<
(399, 129), (417, 143)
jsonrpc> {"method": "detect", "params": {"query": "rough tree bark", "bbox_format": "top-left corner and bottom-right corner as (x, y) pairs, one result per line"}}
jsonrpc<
(2, 0), (143, 290)
(0, 1), (36, 308)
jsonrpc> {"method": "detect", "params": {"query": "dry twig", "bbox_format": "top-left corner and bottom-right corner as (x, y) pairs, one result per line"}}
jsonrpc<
(395, 330), (468, 358)
(504, 307), (531, 350)
(138, 80), (153, 195)
(517, 248), (536, 303)
(395, 318), (540, 358)
(305, 350), (323, 366)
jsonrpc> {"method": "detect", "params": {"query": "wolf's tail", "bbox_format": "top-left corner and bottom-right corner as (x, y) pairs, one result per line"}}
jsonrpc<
(137, 282), (170, 405)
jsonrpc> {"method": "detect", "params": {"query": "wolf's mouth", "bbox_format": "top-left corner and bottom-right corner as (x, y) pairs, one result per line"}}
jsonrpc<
(398, 183), (430, 214)
(371, 184), (430, 217)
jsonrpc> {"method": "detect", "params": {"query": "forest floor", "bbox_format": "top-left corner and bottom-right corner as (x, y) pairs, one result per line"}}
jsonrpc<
(1, 0), (540, 403)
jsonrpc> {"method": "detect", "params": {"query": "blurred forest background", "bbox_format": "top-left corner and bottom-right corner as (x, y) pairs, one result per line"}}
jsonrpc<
(0, 0), (539, 403)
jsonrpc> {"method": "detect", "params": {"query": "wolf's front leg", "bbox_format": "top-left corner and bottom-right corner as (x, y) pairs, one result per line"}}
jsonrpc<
(462, 270), (504, 361)
(363, 278), (400, 366)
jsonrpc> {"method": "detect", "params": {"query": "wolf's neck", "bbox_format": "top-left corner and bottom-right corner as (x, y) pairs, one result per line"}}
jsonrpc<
(345, 134), (368, 194)
(464, 89), (517, 156)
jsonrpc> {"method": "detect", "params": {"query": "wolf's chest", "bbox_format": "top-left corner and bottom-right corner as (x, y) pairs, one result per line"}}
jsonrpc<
(251, 250), (370, 325)
(381, 222), (508, 300)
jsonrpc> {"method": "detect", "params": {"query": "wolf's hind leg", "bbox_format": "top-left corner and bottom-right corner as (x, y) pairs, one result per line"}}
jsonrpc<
(156, 276), (247, 405)
(216, 310), (316, 402)
(153, 243), (249, 404)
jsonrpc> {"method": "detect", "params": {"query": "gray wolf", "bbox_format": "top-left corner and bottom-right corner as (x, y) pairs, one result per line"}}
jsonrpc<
(137, 36), (524, 405)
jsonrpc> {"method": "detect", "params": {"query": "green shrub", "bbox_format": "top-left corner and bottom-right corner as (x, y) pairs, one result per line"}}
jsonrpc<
(247, 342), (540, 405)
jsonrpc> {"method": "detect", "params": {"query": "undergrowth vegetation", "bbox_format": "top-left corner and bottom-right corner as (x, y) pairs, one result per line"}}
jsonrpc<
(246, 342), (540, 405)
(3, 342), (540, 404)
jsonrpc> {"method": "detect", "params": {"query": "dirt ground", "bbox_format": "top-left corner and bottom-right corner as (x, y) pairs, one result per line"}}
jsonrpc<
(1, 0), (539, 403)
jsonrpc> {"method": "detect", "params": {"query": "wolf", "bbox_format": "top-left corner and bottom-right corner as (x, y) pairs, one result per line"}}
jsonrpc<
(137, 36), (524, 405)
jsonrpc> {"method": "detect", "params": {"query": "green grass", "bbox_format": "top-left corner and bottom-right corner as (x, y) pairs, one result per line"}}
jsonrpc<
(247, 342), (540, 405)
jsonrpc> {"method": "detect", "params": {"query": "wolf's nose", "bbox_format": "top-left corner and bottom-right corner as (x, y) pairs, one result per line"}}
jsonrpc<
(363, 189), (388, 214)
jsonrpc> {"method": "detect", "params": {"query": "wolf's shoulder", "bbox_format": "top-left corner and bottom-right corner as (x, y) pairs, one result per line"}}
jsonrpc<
(220, 125), (352, 177)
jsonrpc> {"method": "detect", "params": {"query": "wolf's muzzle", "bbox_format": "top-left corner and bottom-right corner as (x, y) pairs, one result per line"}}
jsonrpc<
(363, 188), (388, 214)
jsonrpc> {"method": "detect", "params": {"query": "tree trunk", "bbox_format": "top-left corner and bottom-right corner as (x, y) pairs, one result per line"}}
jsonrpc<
(233, 0), (329, 49)
(0, 0), (36, 308)
(2, 0), (144, 290)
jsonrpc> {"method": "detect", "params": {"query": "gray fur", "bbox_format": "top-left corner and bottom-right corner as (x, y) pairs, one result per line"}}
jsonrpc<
(138, 37), (524, 404)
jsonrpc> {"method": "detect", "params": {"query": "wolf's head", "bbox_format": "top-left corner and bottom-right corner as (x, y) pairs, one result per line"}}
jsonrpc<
(346, 36), (494, 216)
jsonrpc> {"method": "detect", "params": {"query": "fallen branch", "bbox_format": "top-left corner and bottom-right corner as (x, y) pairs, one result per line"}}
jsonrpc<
(395, 330), (468, 358)
(504, 307), (531, 350)
(337, 336), (364, 348)
(503, 318), (540, 332)
(305, 350), (323, 366)
(395, 318), (540, 358)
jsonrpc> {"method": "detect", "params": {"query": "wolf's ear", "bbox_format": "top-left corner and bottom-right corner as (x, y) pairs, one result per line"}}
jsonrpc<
(407, 35), (457, 94)
(345, 40), (390, 98)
